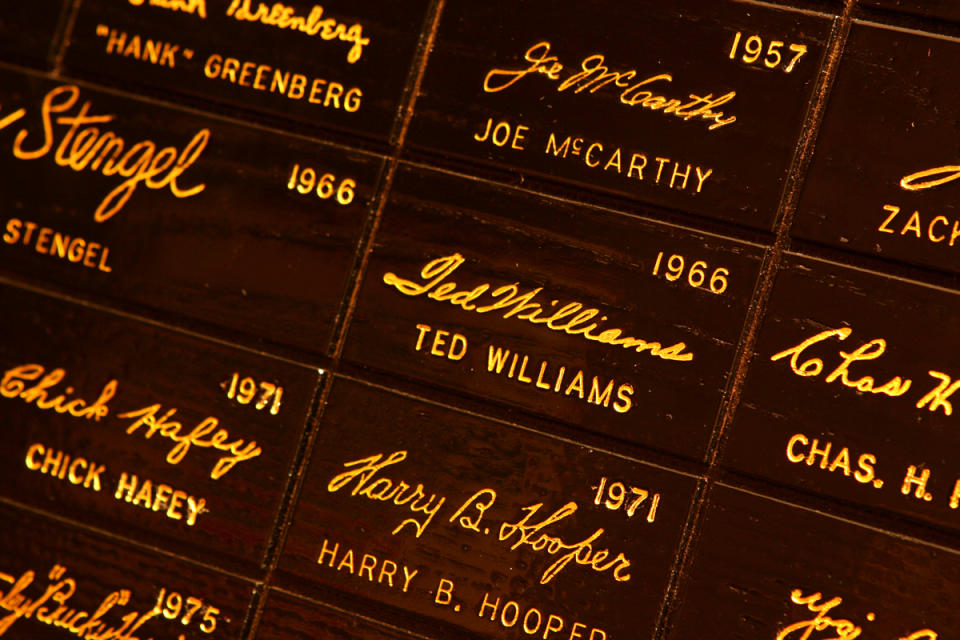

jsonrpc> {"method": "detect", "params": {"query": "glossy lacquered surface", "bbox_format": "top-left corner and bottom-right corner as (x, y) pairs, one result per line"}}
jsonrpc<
(0, 2), (958, 640)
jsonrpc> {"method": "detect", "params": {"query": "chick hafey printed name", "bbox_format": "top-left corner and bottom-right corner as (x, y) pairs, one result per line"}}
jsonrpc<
(1, 363), (264, 527)
(0, 84), (208, 223)
(321, 449), (653, 590)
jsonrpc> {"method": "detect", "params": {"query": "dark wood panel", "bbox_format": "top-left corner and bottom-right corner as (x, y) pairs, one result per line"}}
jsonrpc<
(276, 377), (698, 640)
(256, 591), (426, 640)
(406, 0), (832, 230)
(0, 2), (67, 67)
(343, 165), (762, 459)
(64, 0), (430, 141)
(725, 253), (960, 538)
(0, 283), (320, 574)
(0, 64), (383, 355)
(667, 486), (957, 639)
(861, 1), (960, 23)
(795, 22), (960, 279)
(0, 501), (255, 640)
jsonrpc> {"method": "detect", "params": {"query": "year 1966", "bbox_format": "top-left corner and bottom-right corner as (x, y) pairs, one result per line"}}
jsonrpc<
(287, 163), (356, 205)
(652, 251), (729, 294)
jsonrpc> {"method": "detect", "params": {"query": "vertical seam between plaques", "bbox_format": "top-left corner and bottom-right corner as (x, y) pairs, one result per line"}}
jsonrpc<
(51, 0), (83, 75)
(709, 0), (856, 466)
(326, 0), (447, 361)
(650, 2), (857, 638)
(242, 372), (334, 640)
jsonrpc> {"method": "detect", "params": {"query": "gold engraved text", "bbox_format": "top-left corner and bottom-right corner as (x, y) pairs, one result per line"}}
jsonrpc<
(226, 0), (368, 63)
(384, 253), (694, 363)
(203, 54), (362, 111)
(114, 471), (207, 525)
(102, 29), (186, 68)
(778, 588), (937, 640)
(543, 130), (713, 195)
(117, 403), (262, 479)
(0, 565), (160, 637)
(0, 85), (208, 222)
(25, 443), (106, 492)
(477, 592), (608, 640)
(1, 364), (115, 421)
(900, 165), (960, 191)
(4, 219), (113, 273)
(486, 344), (634, 413)
(499, 502), (632, 585)
(877, 204), (960, 247)
(484, 42), (736, 131)
(786, 433), (882, 488)
(317, 538), (418, 594)
(728, 32), (807, 73)
(327, 451), (446, 538)
(769, 327), (912, 397)
(128, 0), (206, 18)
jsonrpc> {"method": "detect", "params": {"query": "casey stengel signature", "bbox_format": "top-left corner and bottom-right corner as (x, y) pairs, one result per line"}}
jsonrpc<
(776, 589), (937, 640)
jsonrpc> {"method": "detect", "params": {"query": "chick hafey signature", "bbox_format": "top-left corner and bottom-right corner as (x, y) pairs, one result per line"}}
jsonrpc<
(483, 41), (738, 131)
(326, 450), (633, 586)
(777, 589), (937, 640)
(1, 363), (261, 479)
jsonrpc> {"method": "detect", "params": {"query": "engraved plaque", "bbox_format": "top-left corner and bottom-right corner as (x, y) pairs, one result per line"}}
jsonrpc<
(256, 591), (420, 640)
(0, 66), (383, 354)
(795, 22), (960, 278)
(0, 3), (68, 66)
(667, 486), (957, 639)
(724, 254), (960, 535)
(343, 165), (762, 459)
(0, 502), (254, 639)
(276, 377), (698, 640)
(63, 0), (431, 141)
(0, 283), (320, 573)
(406, 0), (831, 230)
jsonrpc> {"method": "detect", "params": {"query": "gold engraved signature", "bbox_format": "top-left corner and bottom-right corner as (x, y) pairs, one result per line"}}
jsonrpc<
(900, 164), (960, 191)
(484, 42), (737, 131)
(0, 565), (158, 637)
(777, 589), (937, 640)
(0, 364), (116, 421)
(769, 327), (912, 398)
(226, 0), (369, 63)
(128, 0), (206, 18)
(2, 363), (261, 482)
(0, 85), (208, 223)
(327, 451), (446, 538)
(118, 404), (262, 480)
(327, 450), (634, 587)
(383, 253), (694, 363)
(499, 502), (632, 585)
